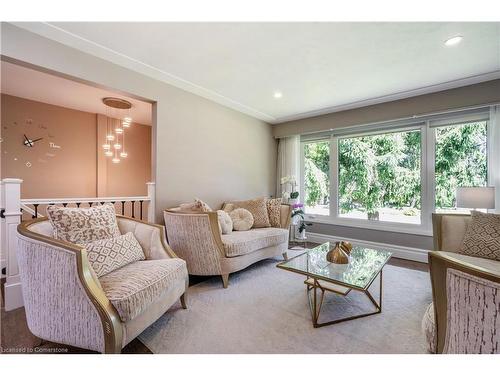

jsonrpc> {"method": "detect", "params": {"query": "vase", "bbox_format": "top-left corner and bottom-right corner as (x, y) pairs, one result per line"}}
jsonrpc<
(288, 198), (298, 205)
(326, 242), (349, 264)
(340, 241), (352, 255)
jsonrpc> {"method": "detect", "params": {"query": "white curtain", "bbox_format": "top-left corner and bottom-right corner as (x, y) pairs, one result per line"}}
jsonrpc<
(490, 105), (500, 213)
(276, 135), (300, 199)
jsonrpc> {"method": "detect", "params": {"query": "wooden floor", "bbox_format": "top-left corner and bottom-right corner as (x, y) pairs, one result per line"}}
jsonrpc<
(0, 247), (428, 354)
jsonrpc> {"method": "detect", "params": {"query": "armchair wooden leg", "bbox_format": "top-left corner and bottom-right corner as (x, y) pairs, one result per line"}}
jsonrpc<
(180, 293), (188, 309)
(282, 252), (289, 261)
(221, 274), (229, 288)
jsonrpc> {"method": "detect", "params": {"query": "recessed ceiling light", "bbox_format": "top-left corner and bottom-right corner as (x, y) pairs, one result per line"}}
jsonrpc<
(273, 91), (283, 99)
(444, 35), (463, 46)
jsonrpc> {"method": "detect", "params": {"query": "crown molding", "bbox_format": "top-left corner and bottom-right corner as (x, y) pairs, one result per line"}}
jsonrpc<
(274, 70), (500, 124)
(10, 22), (277, 123)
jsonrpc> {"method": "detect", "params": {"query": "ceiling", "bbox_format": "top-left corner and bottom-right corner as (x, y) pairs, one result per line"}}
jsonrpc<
(1, 61), (152, 125)
(11, 22), (500, 124)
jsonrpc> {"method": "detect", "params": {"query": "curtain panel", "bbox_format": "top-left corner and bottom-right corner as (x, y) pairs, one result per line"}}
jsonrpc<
(276, 135), (300, 199)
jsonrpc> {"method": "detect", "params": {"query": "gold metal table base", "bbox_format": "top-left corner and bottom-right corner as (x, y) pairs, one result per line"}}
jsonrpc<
(306, 271), (383, 328)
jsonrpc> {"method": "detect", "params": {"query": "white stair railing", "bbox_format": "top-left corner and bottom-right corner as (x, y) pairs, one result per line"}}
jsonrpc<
(1, 179), (156, 311)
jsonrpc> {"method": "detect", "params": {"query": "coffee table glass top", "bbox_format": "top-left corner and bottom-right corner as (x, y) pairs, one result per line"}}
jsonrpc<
(278, 242), (392, 290)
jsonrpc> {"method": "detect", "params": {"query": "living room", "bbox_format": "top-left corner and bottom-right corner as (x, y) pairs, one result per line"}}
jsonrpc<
(1, 1), (499, 374)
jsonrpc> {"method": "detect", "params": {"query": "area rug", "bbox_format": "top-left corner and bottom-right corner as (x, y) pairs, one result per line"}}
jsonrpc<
(138, 256), (432, 353)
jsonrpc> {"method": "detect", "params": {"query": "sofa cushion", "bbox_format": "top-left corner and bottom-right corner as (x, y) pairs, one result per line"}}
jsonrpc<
(228, 197), (271, 228)
(222, 228), (289, 257)
(85, 232), (145, 277)
(267, 198), (282, 227)
(99, 259), (187, 322)
(217, 210), (233, 234)
(459, 211), (500, 261)
(230, 208), (254, 231)
(46, 203), (121, 245)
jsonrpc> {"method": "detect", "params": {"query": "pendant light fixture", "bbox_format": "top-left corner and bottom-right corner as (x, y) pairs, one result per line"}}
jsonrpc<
(102, 97), (133, 163)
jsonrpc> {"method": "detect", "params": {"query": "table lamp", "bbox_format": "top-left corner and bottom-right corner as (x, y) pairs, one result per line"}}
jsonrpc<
(456, 187), (495, 211)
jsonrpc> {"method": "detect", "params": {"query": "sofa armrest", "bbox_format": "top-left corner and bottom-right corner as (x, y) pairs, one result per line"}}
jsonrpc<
(280, 204), (292, 229)
(116, 215), (177, 260)
(17, 219), (122, 353)
(164, 210), (225, 275)
(428, 251), (500, 354)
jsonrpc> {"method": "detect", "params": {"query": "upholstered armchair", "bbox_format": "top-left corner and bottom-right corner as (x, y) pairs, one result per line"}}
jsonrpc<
(16, 215), (188, 353)
(423, 213), (500, 354)
(164, 204), (291, 288)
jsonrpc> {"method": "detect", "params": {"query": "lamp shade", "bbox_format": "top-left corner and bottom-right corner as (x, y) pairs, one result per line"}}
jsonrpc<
(456, 187), (495, 209)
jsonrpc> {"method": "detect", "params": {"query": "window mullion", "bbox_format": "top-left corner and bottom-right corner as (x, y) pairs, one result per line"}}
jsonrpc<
(330, 137), (339, 220)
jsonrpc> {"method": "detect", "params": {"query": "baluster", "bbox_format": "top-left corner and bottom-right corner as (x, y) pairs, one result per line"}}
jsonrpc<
(20, 208), (24, 222)
(33, 204), (39, 219)
(131, 201), (135, 218)
(121, 201), (126, 215)
(139, 200), (144, 220)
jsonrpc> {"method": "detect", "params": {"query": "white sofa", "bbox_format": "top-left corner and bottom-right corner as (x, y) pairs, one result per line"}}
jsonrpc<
(164, 204), (291, 288)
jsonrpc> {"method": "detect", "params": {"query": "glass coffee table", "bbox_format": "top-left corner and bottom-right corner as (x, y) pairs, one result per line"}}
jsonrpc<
(277, 242), (392, 328)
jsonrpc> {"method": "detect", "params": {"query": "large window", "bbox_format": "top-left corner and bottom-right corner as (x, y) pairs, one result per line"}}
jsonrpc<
(434, 121), (488, 212)
(299, 111), (493, 234)
(303, 141), (330, 215)
(338, 129), (421, 224)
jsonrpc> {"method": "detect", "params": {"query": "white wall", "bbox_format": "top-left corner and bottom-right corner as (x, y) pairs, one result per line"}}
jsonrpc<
(1, 23), (277, 221)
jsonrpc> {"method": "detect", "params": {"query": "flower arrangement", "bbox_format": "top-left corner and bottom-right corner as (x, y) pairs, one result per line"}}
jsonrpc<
(281, 175), (299, 201)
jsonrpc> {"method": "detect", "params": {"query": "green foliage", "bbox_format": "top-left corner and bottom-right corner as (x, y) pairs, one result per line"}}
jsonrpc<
(435, 122), (487, 208)
(303, 121), (487, 216)
(304, 142), (329, 207)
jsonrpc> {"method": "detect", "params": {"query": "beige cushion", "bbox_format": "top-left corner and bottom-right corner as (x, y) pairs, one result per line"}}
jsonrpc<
(228, 197), (271, 228)
(440, 215), (471, 252)
(85, 232), (145, 277)
(223, 203), (236, 213)
(222, 227), (289, 257)
(217, 210), (233, 234)
(46, 203), (121, 245)
(267, 198), (282, 227)
(230, 208), (254, 231)
(459, 211), (500, 261)
(99, 259), (187, 322)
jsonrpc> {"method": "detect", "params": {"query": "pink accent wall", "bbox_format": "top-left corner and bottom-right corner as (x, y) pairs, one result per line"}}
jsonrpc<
(1, 94), (151, 199)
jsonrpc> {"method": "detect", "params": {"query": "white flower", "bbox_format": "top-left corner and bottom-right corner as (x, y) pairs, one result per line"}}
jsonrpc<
(282, 191), (291, 199)
(281, 176), (290, 184)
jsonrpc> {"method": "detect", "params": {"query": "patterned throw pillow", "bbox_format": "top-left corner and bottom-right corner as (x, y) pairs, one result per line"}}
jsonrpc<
(85, 232), (145, 277)
(229, 197), (271, 228)
(266, 198), (282, 227)
(459, 211), (500, 261)
(46, 203), (121, 245)
(179, 198), (212, 212)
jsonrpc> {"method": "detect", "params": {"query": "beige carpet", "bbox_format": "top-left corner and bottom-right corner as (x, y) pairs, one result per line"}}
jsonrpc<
(139, 256), (432, 353)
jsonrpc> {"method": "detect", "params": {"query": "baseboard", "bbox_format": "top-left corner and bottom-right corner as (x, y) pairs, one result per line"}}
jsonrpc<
(306, 232), (429, 263)
(4, 281), (24, 311)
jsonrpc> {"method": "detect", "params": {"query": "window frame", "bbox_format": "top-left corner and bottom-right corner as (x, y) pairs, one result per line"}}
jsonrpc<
(300, 112), (491, 237)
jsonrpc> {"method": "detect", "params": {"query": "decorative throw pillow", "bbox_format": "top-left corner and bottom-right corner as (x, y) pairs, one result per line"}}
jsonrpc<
(223, 203), (236, 213)
(85, 232), (145, 277)
(229, 197), (271, 228)
(217, 210), (233, 234)
(266, 198), (282, 227)
(459, 211), (500, 261)
(230, 208), (254, 231)
(179, 198), (212, 212)
(46, 203), (121, 245)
